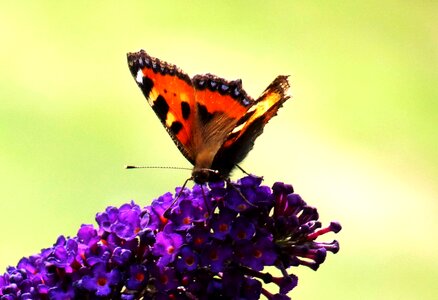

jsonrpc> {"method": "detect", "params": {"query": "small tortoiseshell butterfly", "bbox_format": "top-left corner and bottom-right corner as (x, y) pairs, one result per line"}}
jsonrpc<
(127, 50), (290, 184)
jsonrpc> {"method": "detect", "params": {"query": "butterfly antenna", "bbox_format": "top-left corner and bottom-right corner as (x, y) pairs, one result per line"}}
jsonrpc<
(125, 165), (192, 171)
(163, 176), (193, 219)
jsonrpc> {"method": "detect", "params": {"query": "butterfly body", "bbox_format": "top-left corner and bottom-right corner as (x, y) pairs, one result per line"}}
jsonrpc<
(127, 50), (290, 183)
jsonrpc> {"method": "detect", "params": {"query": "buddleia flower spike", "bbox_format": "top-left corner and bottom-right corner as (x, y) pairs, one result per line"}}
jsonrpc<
(0, 175), (341, 299)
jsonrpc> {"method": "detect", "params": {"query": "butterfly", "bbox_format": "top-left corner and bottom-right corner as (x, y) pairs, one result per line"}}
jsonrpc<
(127, 50), (290, 184)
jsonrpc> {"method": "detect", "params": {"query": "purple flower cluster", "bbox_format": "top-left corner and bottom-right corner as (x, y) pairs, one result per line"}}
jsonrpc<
(0, 176), (341, 299)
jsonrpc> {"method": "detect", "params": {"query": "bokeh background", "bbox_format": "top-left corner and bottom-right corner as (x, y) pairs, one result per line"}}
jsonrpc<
(1, 1), (436, 299)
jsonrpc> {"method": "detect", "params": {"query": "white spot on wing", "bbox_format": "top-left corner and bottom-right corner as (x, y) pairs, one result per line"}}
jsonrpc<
(136, 69), (143, 84)
(231, 122), (245, 134)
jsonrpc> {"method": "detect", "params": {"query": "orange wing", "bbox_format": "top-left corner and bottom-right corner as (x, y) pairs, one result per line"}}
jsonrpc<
(189, 74), (255, 172)
(127, 50), (196, 164)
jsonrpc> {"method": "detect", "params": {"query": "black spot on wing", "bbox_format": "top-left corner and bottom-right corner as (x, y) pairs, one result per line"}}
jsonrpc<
(197, 103), (215, 124)
(181, 101), (191, 120)
(170, 121), (183, 135)
(127, 55), (141, 76)
(141, 77), (154, 98)
(152, 95), (169, 123)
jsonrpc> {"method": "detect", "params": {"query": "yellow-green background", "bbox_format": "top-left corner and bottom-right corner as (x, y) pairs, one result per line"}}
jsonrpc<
(1, 1), (436, 299)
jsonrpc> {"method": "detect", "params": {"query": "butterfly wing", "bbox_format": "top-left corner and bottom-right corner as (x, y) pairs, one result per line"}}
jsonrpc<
(127, 50), (196, 165)
(190, 74), (254, 172)
(211, 75), (291, 174)
(127, 50), (291, 181)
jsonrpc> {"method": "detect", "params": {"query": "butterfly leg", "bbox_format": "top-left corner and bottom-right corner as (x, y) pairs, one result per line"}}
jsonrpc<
(235, 164), (251, 176)
(226, 178), (257, 208)
(200, 184), (217, 219)
(163, 176), (193, 219)
(235, 165), (264, 184)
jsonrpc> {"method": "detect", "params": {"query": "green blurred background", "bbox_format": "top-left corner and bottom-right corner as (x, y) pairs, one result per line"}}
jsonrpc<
(1, 1), (436, 299)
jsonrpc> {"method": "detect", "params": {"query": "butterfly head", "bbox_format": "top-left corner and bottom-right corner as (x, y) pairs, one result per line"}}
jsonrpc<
(192, 168), (222, 184)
